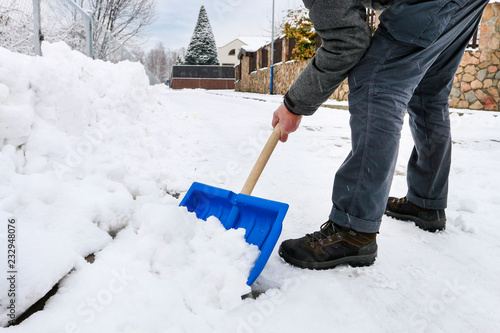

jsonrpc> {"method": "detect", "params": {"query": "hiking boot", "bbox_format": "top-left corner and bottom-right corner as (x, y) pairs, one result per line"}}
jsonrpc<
(278, 220), (377, 269)
(385, 196), (446, 232)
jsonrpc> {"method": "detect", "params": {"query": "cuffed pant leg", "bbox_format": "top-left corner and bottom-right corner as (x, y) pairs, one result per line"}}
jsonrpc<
(406, 76), (452, 210)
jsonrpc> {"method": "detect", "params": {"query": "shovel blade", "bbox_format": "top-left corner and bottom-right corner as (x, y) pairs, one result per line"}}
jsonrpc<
(179, 182), (288, 285)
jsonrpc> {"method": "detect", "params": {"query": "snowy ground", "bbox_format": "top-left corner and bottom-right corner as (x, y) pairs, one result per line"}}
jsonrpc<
(1, 43), (499, 332)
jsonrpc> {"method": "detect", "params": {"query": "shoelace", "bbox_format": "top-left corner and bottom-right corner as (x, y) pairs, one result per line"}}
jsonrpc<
(394, 196), (431, 212)
(394, 197), (408, 205)
(306, 221), (343, 248)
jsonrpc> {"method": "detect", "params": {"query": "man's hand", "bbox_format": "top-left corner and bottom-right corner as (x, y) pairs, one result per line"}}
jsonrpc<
(272, 103), (302, 142)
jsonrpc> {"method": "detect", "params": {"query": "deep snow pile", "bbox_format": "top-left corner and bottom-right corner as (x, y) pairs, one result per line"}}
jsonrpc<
(1, 43), (500, 333)
(0, 43), (257, 330)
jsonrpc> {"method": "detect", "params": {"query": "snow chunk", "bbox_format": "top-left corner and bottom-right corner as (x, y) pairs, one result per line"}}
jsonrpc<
(135, 204), (258, 310)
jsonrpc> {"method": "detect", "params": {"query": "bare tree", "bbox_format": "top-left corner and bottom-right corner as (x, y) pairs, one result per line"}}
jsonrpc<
(145, 45), (186, 83)
(175, 47), (186, 65)
(89, 0), (155, 42)
(0, 0), (156, 61)
(82, 0), (156, 59)
(0, 0), (37, 55)
(145, 42), (168, 83)
(165, 47), (184, 78)
(130, 44), (146, 64)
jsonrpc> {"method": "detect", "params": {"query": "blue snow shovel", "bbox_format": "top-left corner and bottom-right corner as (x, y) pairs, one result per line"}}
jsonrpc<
(180, 124), (288, 285)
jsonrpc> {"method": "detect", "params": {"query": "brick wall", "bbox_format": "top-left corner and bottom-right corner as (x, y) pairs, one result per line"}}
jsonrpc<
(171, 79), (235, 89)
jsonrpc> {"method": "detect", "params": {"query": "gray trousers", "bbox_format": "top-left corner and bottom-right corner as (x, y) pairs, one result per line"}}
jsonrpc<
(330, 0), (489, 233)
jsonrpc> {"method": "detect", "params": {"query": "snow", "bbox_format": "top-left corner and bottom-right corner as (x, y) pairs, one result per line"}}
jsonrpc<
(1, 43), (500, 332)
(0, 42), (256, 330)
(238, 37), (271, 50)
(237, 36), (272, 54)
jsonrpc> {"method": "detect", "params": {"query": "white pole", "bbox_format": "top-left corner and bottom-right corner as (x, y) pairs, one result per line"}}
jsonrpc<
(62, 0), (94, 58)
(270, 0), (275, 94)
(86, 11), (94, 59)
(32, 0), (42, 56)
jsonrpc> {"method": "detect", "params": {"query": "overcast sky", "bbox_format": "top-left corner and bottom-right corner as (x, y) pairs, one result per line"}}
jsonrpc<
(143, 0), (303, 51)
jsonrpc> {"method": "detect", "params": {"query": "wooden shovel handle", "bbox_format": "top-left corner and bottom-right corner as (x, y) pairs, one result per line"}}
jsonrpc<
(240, 123), (281, 196)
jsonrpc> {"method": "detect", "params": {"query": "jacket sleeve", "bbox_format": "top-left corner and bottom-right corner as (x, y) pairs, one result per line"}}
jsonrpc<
(284, 0), (371, 116)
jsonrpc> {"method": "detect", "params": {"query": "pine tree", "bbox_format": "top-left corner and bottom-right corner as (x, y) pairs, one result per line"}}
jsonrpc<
(184, 6), (219, 65)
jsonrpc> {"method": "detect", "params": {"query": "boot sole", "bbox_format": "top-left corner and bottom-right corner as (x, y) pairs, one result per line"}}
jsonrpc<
(385, 210), (446, 232)
(278, 245), (377, 270)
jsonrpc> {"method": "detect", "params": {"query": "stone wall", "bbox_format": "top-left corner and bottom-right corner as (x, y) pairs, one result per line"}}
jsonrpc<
(450, 3), (500, 111)
(236, 4), (500, 111)
(235, 59), (308, 95)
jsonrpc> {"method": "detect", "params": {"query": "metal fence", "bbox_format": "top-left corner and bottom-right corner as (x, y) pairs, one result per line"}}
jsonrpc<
(0, 0), (37, 55)
(0, 0), (159, 84)
(92, 19), (139, 63)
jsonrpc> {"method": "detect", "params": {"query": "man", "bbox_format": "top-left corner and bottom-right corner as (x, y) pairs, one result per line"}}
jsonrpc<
(273, 0), (489, 269)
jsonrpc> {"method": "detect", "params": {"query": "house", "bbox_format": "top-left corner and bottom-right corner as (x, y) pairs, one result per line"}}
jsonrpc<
(217, 37), (270, 66)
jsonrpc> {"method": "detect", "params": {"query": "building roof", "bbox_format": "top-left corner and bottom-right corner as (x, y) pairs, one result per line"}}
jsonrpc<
(237, 36), (271, 50)
(218, 36), (270, 51)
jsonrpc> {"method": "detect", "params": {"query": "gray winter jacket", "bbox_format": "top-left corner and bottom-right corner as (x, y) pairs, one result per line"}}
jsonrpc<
(284, 0), (393, 116)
